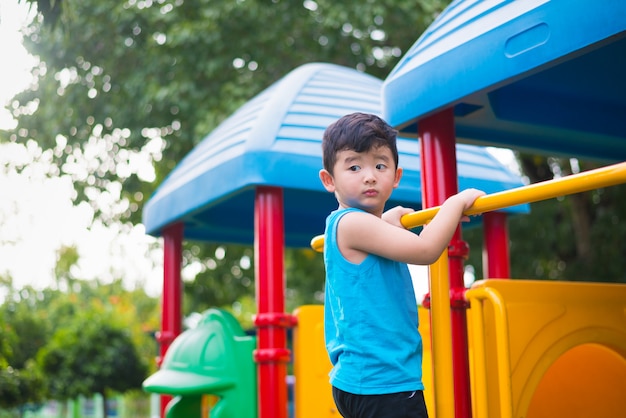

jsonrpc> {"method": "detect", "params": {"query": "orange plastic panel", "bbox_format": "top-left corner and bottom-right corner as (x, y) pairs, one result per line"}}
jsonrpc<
(466, 280), (626, 418)
(527, 343), (626, 418)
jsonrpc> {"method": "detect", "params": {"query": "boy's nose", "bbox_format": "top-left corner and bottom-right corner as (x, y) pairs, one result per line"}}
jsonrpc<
(363, 168), (376, 183)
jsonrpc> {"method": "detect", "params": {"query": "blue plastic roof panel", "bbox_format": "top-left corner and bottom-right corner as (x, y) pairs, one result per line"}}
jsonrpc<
(382, 0), (626, 161)
(143, 63), (528, 247)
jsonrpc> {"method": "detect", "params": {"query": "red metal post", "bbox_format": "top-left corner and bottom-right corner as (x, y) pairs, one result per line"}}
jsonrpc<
(419, 108), (472, 418)
(156, 222), (183, 418)
(253, 186), (290, 418)
(482, 212), (511, 279)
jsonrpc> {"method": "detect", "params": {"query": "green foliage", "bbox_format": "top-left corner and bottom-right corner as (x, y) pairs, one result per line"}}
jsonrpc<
(0, 289), (48, 409)
(0, 359), (45, 411)
(53, 245), (79, 288)
(284, 248), (326, 311)
(4, 0), (457, 319)
(1, 297), (50, 369)
(181, 243), (255, 314)
(7, 0), (451, 225)
(0, 308), (16, 362)
(0, 281), (159, 410)
(464, 155), (626, 283)
(179, 243), (326, 322)
(37, 315), (148, 400)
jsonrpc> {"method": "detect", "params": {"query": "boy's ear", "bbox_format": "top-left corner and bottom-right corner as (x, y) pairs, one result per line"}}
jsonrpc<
(319, 169), (335, 192)
(393, 166), (403, 188)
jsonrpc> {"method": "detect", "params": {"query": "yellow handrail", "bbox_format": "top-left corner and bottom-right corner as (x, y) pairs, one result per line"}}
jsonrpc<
(310, 161), (626, 252)
(465, 286), (513, 418)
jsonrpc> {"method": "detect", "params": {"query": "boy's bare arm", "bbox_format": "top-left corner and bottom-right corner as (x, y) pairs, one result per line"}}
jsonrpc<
(340, 189), (484, 265)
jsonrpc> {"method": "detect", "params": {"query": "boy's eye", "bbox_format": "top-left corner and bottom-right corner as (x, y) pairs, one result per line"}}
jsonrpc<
(376, 163), (387, 170)
(349, 165), (360, 172)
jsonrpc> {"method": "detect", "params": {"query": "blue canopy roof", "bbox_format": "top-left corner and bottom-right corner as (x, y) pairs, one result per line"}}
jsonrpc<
(143, 63), (527, 247)
(382, 0), (626, 162)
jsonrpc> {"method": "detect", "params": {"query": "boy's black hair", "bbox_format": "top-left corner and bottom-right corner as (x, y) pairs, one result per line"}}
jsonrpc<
(322, 112), (399, 175)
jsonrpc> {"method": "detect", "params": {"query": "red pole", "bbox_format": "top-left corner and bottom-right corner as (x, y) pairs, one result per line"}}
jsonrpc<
(482, 212), (510, 279)
(253, 186), (291, 418)
(156, 222), (183, 418)
(419, 108), (472, 418)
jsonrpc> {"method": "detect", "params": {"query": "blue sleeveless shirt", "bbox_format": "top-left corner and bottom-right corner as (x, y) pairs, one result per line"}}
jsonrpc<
(323, 208), (424, 394)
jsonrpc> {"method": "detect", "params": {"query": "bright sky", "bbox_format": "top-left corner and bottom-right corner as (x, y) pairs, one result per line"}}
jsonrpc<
(0, 1), (35, 129)
(0, 1), (163, 300)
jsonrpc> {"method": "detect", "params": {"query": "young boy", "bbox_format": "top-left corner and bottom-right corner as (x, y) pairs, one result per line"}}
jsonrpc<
(319, 112), (484, 418)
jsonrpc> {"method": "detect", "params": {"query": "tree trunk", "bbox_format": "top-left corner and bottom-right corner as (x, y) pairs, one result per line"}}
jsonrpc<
(568, 192), (592, 262)
(101, 392), (108, 418)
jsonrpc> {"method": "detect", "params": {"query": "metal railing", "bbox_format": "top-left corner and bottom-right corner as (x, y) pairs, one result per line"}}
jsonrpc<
(310, 161), (626, 252)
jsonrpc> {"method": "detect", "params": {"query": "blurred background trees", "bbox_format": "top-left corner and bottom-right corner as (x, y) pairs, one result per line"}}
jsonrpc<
(464, 157), (626, 283)
(3, 0), (457, 318)
(0, 277), (158, 415)
(7, 0), (450, 225)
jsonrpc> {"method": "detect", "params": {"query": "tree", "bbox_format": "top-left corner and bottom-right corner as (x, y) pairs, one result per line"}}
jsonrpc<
(8, 0), (451, 224)
(4, 0), (452, 316)
(181, 243), (255, 314)
(284, 248), (326, 311)
(0, 277), (159, 413)
(464, 155), (626, 283)
(37, 316), (148, 418)
(0, 284), (47, 413)
(0, 307), (22, 410)
(180, 244), (325, 325)
(0, 360), (44, 415)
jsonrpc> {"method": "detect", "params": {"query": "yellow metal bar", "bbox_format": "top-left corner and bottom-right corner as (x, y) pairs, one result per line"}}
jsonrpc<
(465, 286), (513, 418)
(467, 295), (487, 418)
(310, 161), (626, 252)
(429, 249), (455, 418)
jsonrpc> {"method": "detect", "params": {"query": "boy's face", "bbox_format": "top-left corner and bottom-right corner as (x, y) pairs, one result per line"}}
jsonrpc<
(319, 145), (402, 216)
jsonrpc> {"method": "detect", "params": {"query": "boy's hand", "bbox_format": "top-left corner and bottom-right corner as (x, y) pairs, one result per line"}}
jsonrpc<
(456, 188), (485, 208)
(453, 188), (485, 222)
(382, 206), (415, 228)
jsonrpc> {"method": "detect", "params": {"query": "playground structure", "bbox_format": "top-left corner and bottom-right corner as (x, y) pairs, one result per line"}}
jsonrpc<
(141, 60), (527, 418)
(141, 1), (626, 418)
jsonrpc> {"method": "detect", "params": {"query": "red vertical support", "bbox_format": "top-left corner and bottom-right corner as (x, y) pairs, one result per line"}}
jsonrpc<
(156, 222), (183, 418)
(419, 108), (472, 418)
(482, 212), (510, 279)
(253, 186), (290, 418)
